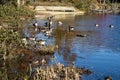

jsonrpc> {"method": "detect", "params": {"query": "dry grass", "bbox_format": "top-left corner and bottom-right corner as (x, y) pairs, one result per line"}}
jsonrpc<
(33, 63), (92, 80)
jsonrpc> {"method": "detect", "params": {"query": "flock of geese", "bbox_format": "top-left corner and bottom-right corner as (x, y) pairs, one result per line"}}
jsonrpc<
(22, 16), (114, 80)
(69, 23), (114, 38)
(22, 15), (115, 49)
(95, 23), (114, 28)
(22, 16), (59, 47)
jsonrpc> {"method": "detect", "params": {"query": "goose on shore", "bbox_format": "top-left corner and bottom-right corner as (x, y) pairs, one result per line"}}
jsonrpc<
(33, 21), (38, 27)
(33, 21), (38, 32)
(47, 16), (54, 30)
(37, 40), (46, 46)
(48, 20), (53, 30)
(45, 28), (53, 36)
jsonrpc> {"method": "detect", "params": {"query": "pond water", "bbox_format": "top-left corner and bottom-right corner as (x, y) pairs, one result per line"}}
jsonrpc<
(53, 14), (120, 80)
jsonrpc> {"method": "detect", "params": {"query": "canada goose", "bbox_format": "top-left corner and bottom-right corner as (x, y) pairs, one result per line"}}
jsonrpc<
(33, 21), (38, 27)
(109, 24), (114, 28)
(95, 23), (99, 27)
(47, 15), (55, 20)
(45, 28), (53, 36)
(48, 20), (53, 30)
(47, 16), (54, 29)
(68, 25), (74, 32)
(38, 40), (46, 46)
(33, 21), (38, 32)
(76, 34), (87, 37)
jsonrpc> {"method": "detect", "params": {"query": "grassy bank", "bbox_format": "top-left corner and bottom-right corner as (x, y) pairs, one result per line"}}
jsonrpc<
(0, 3), (36, 60)
(0, 5), (35, 29)
(0, 3), (36, 79)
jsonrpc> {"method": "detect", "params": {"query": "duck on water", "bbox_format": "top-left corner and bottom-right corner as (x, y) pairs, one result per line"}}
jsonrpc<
(76, 34), (87, 37)
(109, 24), (114, 28)
(68, 25), (75, 32)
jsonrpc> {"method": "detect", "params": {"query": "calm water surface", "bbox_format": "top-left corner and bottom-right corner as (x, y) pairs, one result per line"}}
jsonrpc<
(54, 14), (120, 80)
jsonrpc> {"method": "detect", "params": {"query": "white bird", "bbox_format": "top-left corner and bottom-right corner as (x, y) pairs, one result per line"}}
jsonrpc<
(48, 20), (53, 30)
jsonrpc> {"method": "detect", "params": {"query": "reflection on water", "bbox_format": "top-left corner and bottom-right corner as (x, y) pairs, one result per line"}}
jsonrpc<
(54, 14), (120, 80)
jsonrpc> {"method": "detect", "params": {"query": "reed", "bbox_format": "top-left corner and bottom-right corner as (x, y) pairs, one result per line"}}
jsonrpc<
(33, 62), (92, 80)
